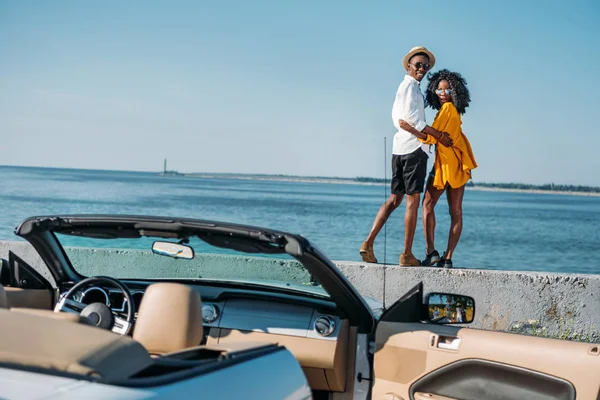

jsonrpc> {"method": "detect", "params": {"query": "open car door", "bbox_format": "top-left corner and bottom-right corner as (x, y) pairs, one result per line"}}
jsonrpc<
(372, 283), (600, 400)
(0, 251), (56, 310)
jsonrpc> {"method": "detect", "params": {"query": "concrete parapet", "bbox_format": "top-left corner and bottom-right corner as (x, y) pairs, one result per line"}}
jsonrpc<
(1, 240), (598, 342)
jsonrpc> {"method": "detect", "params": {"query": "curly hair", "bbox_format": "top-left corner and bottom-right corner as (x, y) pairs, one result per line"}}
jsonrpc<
(425, 69), (471, 114)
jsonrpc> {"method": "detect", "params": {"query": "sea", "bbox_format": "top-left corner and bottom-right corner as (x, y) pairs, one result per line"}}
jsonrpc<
(1, 165), (599, 275)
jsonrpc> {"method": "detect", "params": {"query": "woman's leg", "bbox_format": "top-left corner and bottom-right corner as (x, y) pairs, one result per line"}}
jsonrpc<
(444, 184), (466, 260)
(422, 176), (445, 259)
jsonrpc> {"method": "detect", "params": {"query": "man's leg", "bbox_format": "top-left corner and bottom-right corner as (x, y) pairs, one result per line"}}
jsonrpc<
(360, 155), (405, 263)
(399, 148), (428, 266)
(403, 192), (420, 256)
(363, 193), (404, 247)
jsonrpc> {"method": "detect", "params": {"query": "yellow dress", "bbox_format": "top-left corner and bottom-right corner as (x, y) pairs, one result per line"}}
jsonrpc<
(420, 102), (478, 189)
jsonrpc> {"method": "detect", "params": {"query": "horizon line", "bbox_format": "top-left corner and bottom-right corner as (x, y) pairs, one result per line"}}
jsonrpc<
(1, 163), (598, 190)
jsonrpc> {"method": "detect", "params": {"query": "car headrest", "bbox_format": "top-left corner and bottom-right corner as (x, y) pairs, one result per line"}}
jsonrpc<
(133, 283), (203, 355)
(0, 284), (8, 309)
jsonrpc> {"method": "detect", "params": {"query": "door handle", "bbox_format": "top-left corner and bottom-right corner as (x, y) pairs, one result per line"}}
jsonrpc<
(429, 334), (461, 351)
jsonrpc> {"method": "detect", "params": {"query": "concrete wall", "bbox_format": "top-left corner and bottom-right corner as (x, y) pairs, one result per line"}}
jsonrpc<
(1, 240), (598, 343)
(0, 240), (57, 286)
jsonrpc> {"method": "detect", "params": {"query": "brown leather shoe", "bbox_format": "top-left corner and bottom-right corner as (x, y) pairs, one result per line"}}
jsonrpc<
(359, 242), (378, 263)
(399, 253), (421, 267)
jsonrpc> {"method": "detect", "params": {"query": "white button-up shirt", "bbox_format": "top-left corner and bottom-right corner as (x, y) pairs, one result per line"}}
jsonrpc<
(391, 74), (428, 155)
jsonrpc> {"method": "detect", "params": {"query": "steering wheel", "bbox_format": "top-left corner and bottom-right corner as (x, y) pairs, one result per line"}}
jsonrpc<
(54, 276), (135, 336)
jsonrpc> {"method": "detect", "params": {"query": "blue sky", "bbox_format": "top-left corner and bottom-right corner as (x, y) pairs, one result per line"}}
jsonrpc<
(1, 0), (598, 185)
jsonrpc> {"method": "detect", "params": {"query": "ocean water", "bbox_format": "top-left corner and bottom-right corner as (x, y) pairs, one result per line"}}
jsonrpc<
(1, 165), (599, 275)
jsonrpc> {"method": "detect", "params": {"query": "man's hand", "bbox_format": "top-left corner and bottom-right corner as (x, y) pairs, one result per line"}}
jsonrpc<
(438, 132), (453, 147)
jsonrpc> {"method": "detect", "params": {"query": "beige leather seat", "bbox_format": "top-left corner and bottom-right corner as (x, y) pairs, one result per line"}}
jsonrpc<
(133, 282), (204, 356)
(0, 284), (80, 323)
(132, 283), (282, 363)
(0, 307), (152, 380)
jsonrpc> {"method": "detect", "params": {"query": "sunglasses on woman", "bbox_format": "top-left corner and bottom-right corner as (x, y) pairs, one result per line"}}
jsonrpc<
(435, 89), (452, 95)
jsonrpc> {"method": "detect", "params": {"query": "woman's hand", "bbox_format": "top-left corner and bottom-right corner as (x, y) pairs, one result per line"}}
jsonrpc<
(398, 119), (427, 140)
(438, 132), (453, 147)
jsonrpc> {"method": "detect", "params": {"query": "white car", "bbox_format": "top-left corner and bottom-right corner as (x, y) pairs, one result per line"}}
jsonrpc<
(0, 214), (598, 399)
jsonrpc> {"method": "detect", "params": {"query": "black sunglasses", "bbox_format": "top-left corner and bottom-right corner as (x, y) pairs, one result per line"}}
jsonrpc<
(409, 62), (430, 71)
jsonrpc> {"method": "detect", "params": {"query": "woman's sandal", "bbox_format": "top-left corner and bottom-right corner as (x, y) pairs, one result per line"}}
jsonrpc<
(437, 252), (454, 268)
(422, 250), (441, 266)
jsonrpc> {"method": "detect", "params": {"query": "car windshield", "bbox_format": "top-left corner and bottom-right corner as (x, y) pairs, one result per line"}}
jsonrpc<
(54, 232), (329, 298)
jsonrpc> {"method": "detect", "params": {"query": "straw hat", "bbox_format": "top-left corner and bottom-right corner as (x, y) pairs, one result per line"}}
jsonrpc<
(403, 46), (436, 70)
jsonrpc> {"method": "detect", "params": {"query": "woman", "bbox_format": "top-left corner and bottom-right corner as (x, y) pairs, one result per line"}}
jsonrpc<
(402, 69), (477, 268)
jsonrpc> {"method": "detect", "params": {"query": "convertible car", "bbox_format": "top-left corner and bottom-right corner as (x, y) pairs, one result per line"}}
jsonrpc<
(0, 214), (599, 399)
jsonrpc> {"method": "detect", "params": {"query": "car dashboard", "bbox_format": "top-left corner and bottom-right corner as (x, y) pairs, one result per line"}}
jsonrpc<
(64, 280), (352, 393)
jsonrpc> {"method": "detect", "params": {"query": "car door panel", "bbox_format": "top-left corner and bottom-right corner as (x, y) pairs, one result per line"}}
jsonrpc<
(410, 359), (575, 400)
(0, 251), (54, 309)
(3, 287), (52, 309)
(373, 321), (600, 400)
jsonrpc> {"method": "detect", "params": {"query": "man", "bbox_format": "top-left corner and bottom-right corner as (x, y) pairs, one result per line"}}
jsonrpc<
(359, 46), (452, 266)
(455, 303), (463, 323)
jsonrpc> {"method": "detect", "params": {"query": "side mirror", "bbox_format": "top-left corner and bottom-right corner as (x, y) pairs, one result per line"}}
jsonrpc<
(424, 292), (475, 324)
(152, 241), (194, 260)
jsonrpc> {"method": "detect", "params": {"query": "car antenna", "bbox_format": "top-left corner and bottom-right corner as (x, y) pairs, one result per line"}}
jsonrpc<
(383, 136), (387, 267)
(383, 136), (387, 310)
